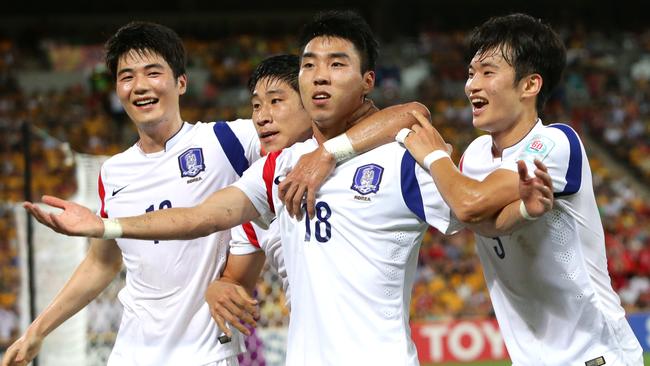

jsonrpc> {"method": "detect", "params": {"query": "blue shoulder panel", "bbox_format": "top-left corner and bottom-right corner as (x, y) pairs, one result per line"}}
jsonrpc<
(400, 151), (426, 221)
(213, 121), (250, 177)
(549, 124), (582, 197)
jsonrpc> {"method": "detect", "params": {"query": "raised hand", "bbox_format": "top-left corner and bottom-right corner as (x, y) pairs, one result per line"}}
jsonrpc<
(278, 145), (336, 220)
(517, 159), (553, 218)
(401, 111), (451, 169)
(205, 279), (260, 337)
(23, 195), (104, 237)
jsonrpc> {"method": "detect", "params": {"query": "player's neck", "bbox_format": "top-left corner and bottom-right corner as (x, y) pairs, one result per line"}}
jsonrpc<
(313, 103), (375, 144)
(490, 111), (539, 157)
(135, 116), (184, 153)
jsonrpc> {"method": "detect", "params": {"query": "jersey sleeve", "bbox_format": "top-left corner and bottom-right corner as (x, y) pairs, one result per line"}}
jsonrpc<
(229, 223), (263, 256)
(502, 124), (584, 197)
(211, 119), (262, 177)
(257, 220), (284, 275)
(97, 164), (108, 218)
(399, 151), (455, 234)
(231, 152), (278, 229)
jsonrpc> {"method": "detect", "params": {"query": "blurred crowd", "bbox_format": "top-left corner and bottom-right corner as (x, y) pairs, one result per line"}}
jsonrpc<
(1, 24), (649, 352)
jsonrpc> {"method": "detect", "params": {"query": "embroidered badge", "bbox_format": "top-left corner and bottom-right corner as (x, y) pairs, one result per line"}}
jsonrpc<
(178, 148), (206, 178)
(351, 164), (384, 195)
(518, 134), (555, 163)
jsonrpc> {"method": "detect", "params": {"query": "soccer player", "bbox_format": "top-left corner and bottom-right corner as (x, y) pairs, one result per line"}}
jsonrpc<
(2, 23), (427, 366)
(402, 13), (643, 366)
(205, 55), (302, 338)
(3, 21), (257, 366)
(20, 11), (552, 366)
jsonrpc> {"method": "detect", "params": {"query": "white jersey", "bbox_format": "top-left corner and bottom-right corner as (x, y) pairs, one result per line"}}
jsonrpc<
(98, 120), (261, 366)
(460, 120), (643, 366)
(230, 220), (289, 305)
(233, 139), (453, 366)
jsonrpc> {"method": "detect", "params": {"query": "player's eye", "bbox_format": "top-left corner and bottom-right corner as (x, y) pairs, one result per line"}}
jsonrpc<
(148, 71), (161, 77)
(302, 62), (314, 69)
(120, 75), (133, 82)
(271, 98), (282, 104)
(252, 103), (260, 110)
(332, 62), (344, 67)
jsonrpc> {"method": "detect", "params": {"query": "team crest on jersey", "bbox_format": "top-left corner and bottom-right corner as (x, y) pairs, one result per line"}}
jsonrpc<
(351, 164), (384, 195)
(519, 134), (555, 163)
(178, 148), (206, 178)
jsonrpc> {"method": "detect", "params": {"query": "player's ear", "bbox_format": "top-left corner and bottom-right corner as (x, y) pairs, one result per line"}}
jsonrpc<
(521, 73), (542, 99)
(177, 74), (188, 95)
(361, 70), (375, 95)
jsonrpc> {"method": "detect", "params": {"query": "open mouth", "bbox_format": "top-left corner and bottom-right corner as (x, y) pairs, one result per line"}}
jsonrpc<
(259, 131), (278, 139)
(471, 97), (488, 112)
(312, 92), (331, 103)
(133, 98), (159, 107)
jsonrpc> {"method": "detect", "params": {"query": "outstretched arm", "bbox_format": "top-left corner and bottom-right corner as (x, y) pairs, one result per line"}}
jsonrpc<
(24, 186), (260, 240)
(280, 101), (431, 219)
(1, 238), (122, 366)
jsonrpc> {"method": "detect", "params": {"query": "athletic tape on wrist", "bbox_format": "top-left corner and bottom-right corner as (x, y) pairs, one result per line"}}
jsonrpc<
(395, 128), (412, 145)
(423, 150), (450, 171)
(519, 201), (538, 221)
(102, 218), (123, 239)
(323, 134), (356, 163)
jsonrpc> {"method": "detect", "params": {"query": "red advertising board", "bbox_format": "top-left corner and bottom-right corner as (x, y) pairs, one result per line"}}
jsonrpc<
(412, 318), (509, 362)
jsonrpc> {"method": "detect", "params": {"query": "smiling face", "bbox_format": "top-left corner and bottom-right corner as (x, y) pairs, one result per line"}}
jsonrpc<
(465, 47), (528, 134)
(115, 49), (186, 129)
(251, 77), (312, 152)
(299, 36), (374, 134)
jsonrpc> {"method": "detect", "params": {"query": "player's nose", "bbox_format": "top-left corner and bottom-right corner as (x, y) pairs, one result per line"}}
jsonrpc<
(254, 105), (272, 126)
(313, 64), (330, 85)
(133, 73), (151, 94)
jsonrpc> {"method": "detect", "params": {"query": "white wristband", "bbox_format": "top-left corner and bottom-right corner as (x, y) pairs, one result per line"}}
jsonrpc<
(519, 201), (537, 221)
(395, 128), (412, 145)
(102, 218), (123, 239)
(323, 133), (356, 163)
(422, 150), (450, 171)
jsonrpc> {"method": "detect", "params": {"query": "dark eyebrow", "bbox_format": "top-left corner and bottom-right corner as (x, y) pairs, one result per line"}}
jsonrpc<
(301, 52), (351, 60)
(251, 88), (285, 100)
(265, 89), (286, 95)
(328, 52), (350, 60)
(117, 63), (165, 77)
(479, 61), (499, 68)
(468, 61), (499, 70)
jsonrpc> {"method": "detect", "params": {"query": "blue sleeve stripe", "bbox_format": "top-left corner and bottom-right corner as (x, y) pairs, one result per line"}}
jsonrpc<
(400, 151), (426, 221)
(549, 124), (582, 197)
(213, 122), (250, 177)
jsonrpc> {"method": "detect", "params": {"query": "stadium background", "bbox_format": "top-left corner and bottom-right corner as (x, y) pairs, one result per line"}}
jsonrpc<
(1, 0), (650, 364)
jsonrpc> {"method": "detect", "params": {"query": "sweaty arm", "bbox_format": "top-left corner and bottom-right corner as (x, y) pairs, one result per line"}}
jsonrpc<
(403, 111), (519, 223)
(24, 186), (260, 240)
(280, 101), (431, 218)
(2, 238), (122, 366)
(466, 160), (554, 237)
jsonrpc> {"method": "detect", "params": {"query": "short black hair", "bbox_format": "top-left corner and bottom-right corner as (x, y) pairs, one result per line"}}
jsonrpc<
(247, 54), (300, 93)
(105, 21), (186, 80)
(298, 10), (379, 73)
(467, 13), (566, 112)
